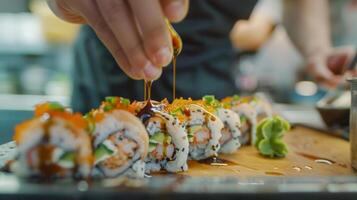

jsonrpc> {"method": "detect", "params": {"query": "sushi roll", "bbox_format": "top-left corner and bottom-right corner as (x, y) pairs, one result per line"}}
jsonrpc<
(166, 98), (224, 160)
(12, 102), (93, 178)
(86, 97), (149, 178)
(198, 95), (242, 154)
(222, 95), (258, 145)
(240, 94), (273, 120)
(133, 100), (189, 173)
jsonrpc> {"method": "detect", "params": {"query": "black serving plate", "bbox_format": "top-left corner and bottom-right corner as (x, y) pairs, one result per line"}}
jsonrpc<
(1, 142), (357, 200)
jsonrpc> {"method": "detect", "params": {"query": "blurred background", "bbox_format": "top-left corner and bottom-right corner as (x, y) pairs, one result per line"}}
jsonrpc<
(0, 0), (356, 142)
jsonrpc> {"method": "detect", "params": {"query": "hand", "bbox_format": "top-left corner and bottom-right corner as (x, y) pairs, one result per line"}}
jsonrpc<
(307, 46), (356, 88)
(48, 0), (189, 80)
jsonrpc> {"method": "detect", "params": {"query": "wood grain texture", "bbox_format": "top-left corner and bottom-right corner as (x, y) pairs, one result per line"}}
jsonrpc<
(179, 126), (355, 177)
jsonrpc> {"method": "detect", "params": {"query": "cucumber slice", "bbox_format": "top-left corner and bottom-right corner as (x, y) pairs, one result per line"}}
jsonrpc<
(59, 152), (75, 162)
(188, 134), (194, 142)
(240, 115), (247, 124)
(149, 132), (165, 144)
(94, 144), (114, 162)
(57, 152), (75, 168)
(170, 108), (183, 116)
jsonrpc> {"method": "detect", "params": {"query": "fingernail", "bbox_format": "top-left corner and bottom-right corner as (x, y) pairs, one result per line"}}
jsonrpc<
(143, 62), (162, 80)
(154, 46), (172, 67)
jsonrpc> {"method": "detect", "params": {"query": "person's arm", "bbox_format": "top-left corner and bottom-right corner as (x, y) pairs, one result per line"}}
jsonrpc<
(230, 0), (281, 51)
(230, 12), (275, 51)
(283, 0), (331, 58)
(47, 0), (189, 81)
(283, 0), (348, 88)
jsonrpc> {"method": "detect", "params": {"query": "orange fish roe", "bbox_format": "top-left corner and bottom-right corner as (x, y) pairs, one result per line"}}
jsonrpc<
(164, 98), (193, 122)
(221, 95), (243, 109)
(164, 98), (219, 122)
(14, 102), (88, 144)
(34, 102), (87, 129)
(34, 102), (64, 117)
(13, 119), (35, 144)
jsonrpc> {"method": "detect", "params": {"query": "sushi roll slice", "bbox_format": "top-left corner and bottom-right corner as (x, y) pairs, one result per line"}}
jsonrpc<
(166, 98), (224, 160)
(86, 97), (149, 178)
(133, 100), (189, 173)
(12, 102), (93, 178)
(222, 95), (258, 145)
(198, 95), (242, 154)
(240, 94), (273, 120)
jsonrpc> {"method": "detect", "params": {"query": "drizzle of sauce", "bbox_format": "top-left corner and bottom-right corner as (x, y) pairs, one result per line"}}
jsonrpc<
(292, 166), (302, 172)
(141, 80), (157, 123)
(265, 171), (284, 176)
(338, 163), (347, 168)
(314, 159), (333, 165)
(296, 152), (336, 164)
(142, 21), (182, 103)
(136, 100), (163, 124)
(144, 80), (152, 101)
(167, 20), (182, 101)
(36, 119), (66, 178)
(172, 56), (177, 100)
(304, 165), (313, 170)
(37, 145), (64, 178)
(198, 157), (236, 166)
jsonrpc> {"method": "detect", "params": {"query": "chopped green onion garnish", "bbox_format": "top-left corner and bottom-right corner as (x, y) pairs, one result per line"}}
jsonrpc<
(103, 105), (114, 112)
(120, 97), (130, 106)
(232, 95), (240, 101)
(105, 96), (117, 104)
(48, 102), (65, 111)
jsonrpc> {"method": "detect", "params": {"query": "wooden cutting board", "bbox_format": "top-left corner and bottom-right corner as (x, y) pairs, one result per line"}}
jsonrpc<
(179, 125), (355, 177)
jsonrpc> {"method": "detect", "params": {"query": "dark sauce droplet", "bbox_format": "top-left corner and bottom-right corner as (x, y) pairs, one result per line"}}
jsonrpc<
(296, 152), (336, 164)
(265, 171), (284, 176)
(198, 157), (236, 166)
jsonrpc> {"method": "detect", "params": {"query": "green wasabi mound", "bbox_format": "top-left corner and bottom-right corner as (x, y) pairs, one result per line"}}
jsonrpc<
(255, 116), (291, 158)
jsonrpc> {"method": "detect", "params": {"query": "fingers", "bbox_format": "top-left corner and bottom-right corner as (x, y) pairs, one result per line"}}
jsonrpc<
(160, 0), (189, 22)
(308, 56), (341, 88)
(95, 0), (161, 80)
(327, 52), (349, 75)
(50, 0), (172, 81)
(79, 1), (143, 80)
(128, 0), (173, 68)
(48, 0), (87, 24)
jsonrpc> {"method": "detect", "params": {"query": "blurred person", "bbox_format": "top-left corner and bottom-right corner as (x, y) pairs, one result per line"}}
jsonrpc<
(231, 0), (356, 89)
(48, 0), (356, 113)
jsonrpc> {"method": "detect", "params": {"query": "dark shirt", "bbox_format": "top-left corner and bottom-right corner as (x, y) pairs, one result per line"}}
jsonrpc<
(71, 0), (257, 113)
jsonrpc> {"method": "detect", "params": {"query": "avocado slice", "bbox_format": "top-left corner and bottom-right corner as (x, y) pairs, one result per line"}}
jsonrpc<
(240, 115), (247, 124)
(94, 144), (114, 162)
(149, 132), (165, 144)
(57, 152), (75, 168)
